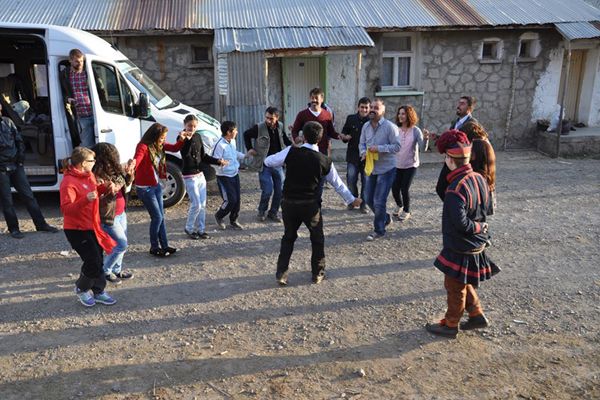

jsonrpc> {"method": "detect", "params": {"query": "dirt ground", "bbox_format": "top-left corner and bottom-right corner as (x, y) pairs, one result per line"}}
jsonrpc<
(0, 150), (598, 400)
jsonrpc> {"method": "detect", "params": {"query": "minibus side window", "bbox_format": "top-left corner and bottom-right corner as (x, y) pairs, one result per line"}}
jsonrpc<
(119, 75), (135, 118)
(91, 62), (123, 115)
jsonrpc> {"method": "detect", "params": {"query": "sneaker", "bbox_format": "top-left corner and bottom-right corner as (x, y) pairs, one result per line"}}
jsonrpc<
(164, 246), (177, 256)
(74, 287), (95, 307)
(359, 207), (369, 214)
(230, 220), (244, 230)
(116, 270), (134, 280)
(460, 314), (489, 331)
(267, 214), (282, 223)
(185, 228), (200, 240)
(276, 273), (288, 286)
(392, 205), (401, 217)
(366, 233), (385, 241)
(198, 232), (211, 239)
(257, 212), (266, 222)
(399, 211), (411, 221)
(37, 224), (59, 233)
(312, 273), (325, 284)
(346, 204), (355, 211)
(10, 230), (25, 239)
(215, 215), (226, 230)
(94, 291), (117, 306)
(106, 273), (122, 285)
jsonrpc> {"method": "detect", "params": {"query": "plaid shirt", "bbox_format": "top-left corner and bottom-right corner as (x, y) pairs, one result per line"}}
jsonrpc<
(69, 69), (93, 117)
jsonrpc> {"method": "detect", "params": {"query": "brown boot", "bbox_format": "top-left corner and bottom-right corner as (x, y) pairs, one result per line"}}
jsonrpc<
(425, 320), (458, 338)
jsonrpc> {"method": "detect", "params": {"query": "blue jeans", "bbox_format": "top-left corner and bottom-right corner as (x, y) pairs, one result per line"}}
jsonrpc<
(184, 173), (207, 233)
(101, 212), (128, 275)
(216, 174), (241, 222)
(78, 116), (95, 148)
(0, 165), (46, 232)
(258, 166), (284, 216)
(363, 168), (396, 235)
(136, 184), (168, 250)
(346, 162), (366, 207)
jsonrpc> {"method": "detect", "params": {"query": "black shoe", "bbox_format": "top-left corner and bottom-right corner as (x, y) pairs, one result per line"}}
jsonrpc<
(106, 273), (122, 285)
(149, 248), (167, 257)
(37, 224), (59, 233)
(10, 230), (25, 239)
(267, 214), (282, 223)
(425, 322), (458, 338)
(185, 229), (200, 240)
(116, 270), (134, 280)
(198, 232), (211, 239)
(164, 246), (177, 256)
(460, 314), (489, 331)
(312, 273), (325, 284)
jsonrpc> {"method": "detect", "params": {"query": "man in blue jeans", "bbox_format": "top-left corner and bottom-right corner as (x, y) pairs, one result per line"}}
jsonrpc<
(0, 104), (59, 238)
(359, 98), (400, 241)
(244, 107), (292, 222)
(340, 97), (370, 214)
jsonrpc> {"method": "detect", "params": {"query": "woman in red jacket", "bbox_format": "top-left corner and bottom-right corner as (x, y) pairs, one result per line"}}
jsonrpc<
(60, 146), (117, 307)
(133, 123), (188, 257)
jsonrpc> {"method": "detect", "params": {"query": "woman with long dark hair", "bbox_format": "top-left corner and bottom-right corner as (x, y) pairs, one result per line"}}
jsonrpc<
(391, 105), (427, 221)
(470, 124), (497, 215)
(93, 142), (136, 284)
(133, 123), (187, 256)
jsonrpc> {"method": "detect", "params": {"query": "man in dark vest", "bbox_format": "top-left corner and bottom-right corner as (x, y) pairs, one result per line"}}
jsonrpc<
(244, 107), (292, 222)
(264, 121), (362, 286)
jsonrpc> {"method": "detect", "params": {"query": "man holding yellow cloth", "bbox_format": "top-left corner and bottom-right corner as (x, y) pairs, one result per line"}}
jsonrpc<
(359, 98), (400, 241)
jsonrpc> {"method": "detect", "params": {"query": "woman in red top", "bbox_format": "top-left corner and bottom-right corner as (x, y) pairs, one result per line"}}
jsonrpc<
(133, 123), (187, 257)
(60, 146), (117, 307)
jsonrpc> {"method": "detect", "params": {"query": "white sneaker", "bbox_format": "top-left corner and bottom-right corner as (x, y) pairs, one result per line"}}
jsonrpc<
(366, 233), (384, 241)
(392, 206), (401, 216)
(399, 211), (411, 221)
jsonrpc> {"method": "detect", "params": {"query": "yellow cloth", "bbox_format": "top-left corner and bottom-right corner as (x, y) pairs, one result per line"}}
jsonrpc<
(365, 150), (379, 176)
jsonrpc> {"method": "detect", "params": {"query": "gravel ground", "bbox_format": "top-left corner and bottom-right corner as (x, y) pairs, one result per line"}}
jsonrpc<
(0, 150), (598, 400)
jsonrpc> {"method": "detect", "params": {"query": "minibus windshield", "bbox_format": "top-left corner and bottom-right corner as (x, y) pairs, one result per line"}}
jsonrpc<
(116, 60), (178, 110)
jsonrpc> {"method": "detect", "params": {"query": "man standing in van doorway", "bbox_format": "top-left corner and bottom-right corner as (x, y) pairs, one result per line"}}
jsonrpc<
(0, 103), (59, 238)
(60, 49), (95, 148)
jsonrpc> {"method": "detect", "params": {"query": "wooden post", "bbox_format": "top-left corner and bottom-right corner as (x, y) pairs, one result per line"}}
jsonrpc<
(556, 42), (572, 158)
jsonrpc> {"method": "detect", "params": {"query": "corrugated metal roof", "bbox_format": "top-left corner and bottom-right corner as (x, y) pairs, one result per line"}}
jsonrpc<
(555, 21), (600, 40)
(215, 27), (375, 53)
(0, 0), (599, 32)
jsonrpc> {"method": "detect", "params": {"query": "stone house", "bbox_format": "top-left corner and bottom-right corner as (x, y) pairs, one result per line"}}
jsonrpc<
(1, 0), (599, 153)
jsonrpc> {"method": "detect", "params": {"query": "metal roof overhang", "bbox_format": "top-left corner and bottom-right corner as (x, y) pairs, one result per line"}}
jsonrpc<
(215, 26), (374, 53)
(554, 21), (600, 40)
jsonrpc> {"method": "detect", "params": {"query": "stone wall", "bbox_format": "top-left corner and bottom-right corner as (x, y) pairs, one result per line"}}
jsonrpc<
(363, 29), (563, 149)
(113, 34), (215, 116)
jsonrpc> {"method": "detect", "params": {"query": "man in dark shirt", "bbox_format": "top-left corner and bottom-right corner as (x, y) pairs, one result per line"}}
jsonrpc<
(0, 103), (58, 238)
(264, 121), (361, 286)
(244, 106), (292, 222)
(341, 97), (370, 213)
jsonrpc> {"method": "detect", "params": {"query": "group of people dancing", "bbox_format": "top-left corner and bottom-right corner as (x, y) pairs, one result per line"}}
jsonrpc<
(57, 88), (499, 338)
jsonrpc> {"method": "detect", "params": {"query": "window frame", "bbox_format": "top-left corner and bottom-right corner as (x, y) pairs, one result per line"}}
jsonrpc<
(91, 61), (130, 116)
(479, 38), (504, 64)
(517, 32), (541, 62)
(190, 44), (213, 68)
(381, 33), (417, 90)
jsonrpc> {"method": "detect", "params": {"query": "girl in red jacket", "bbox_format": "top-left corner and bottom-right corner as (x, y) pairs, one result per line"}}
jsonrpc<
(60, 147), (117, 307)
(133, 123), (187, 257)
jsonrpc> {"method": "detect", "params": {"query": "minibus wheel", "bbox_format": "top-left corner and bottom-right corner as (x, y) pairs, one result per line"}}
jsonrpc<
(163, 161), (185, 208)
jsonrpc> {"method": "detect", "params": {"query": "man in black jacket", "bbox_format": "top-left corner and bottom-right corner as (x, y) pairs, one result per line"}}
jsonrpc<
(264, 121), (362, 286)
(341, 97), (370, 213)
(0, 103), (58, 238)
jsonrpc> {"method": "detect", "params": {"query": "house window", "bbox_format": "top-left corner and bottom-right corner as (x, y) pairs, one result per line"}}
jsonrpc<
(381, 34), (416, 88)
(479, 38), (503, 63)
(191, 45), (212, 66)
(518, 32), (541, 61)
